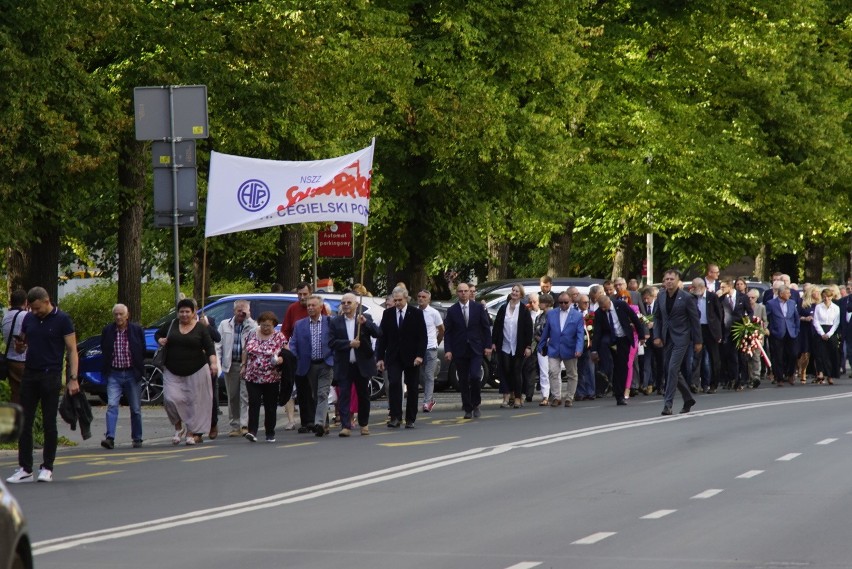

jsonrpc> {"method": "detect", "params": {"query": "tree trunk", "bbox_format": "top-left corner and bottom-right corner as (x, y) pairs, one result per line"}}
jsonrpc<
(803, 240), (824, 283)
(117, 137), (146, 322)
(27, 224), (61, 302)
(611, 233), (635, 280)
(754, 243), (770, 282)
(276, 225), (303, 290)
(5, 248), (28, 299)
(777, 253), (798, 283)
(547, 217), (575, 277)
(487, 236), (509, 281)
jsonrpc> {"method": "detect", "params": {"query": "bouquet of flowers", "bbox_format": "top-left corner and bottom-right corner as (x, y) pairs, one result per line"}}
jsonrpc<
(731, 316), (770, 367)
(639, 313), (654, 328)
(584, 312), (595, 347)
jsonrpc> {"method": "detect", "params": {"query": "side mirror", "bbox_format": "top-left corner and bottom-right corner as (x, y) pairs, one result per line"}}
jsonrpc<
(0, 403), (23, 444)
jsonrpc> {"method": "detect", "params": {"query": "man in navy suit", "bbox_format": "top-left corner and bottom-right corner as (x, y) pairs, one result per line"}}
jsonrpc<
(766, 285), (800, 386)
(654, 269), (701, 415)
(591, 295), (645, 406)
(329, 293), (382, 436)
(289, 295), (334, 436)
(538, 292), (586, 407)
(100, 303), (146, 449)
(689, 279), (723, 394)
(376, 287), (427, 428)
(444, 282), (493, 419)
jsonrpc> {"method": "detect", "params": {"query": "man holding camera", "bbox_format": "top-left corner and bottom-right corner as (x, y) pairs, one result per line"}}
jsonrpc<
(216, 300), (257, 437)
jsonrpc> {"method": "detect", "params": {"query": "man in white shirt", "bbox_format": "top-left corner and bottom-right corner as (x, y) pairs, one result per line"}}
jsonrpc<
(416, 290), (444, 412)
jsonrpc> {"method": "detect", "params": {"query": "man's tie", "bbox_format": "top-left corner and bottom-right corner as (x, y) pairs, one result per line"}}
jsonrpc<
(463, 304), (468, 325)
(398, 309), (404, 328)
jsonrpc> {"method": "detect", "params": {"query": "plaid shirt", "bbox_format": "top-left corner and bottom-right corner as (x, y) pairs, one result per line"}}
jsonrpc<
(112, 328), (132, 368)
(310, 317), (323, 360)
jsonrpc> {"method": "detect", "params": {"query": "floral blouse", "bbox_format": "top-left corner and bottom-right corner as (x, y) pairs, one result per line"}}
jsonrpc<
(243, 331), (287, 384)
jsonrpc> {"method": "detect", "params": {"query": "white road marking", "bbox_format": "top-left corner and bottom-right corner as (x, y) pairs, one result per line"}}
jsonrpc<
(816, 438), (838, 445)
(504, 563), (542, 569)
(777, 453), (801, 461)
(691, 489), (724, 499)
(33, 391), (852, 555)
(737, 470), (764, 479)
(641, 509), (676, 519)
(572, 532), (617, 544)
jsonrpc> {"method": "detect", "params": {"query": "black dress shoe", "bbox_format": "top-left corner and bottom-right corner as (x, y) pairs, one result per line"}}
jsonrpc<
(297, 424), (314, 434)
(680, 400), (696, 414)
(661, 406), (673, 416)
(473, 406), (481, 418)
(463, 411), (472, 419)
(617, 399), (627, 406)
(386, 419), (401, 428)
(313, 424), (326, 437)
(404, 422), (415, 429)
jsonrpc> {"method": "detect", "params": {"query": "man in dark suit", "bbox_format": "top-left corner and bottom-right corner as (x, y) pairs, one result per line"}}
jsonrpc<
(689, 278), (723, 394)
(329, 293), (382, 436)
(717, 278), (753, 389)
(766, 285), (800, 386)
(100, 303), (146, 449)
(703, 263), (721, 294)
(444, 282), (493, 419)
(591, 295), (645, 406)
(376, 287), (427, 428)
(654, 269), (702, 415)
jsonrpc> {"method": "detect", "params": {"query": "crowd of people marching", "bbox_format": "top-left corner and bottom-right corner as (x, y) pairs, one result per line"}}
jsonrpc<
(4, 266), (851, 483)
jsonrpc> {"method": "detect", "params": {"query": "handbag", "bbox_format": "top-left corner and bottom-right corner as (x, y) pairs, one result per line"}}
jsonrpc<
(152, 319), (175, 368)
(0, 310), (23, 381)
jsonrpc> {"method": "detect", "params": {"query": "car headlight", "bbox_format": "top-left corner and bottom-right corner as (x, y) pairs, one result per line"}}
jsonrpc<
(84, 346), (102, 358)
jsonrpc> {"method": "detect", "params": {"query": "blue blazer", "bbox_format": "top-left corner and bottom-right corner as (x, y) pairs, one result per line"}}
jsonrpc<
(100, 321), (146, 381)
(537, 307), (585, 359)
(766, 297), (800, 339)
(443, 301), (492, 360)
(289, 315), (334, 376)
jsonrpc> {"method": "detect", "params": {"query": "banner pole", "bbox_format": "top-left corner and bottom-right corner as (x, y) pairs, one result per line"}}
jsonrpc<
(356, 227), (369, 336)
(201, 238), (208, 311)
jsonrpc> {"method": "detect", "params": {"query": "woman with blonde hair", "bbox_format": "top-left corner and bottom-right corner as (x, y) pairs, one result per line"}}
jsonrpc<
(797, 285), (820, 383)
(812, 287), (840, 384)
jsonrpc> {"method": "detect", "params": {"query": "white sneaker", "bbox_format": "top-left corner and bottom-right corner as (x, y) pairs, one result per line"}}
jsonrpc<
(6, 468), (33, 484)
(37, 468), (53, 483)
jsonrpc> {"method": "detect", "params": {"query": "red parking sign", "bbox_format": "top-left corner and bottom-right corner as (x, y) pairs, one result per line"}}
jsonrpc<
(317, 222), (354, 258)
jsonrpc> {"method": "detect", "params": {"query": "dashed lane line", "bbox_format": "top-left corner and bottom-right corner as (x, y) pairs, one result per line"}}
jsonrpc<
(379, 436), (459, 447)
(641, 509), (676, 519)
(736, 470), (764, 479)
(777, 453), (801, 461)
(182, 455), (227, 462)
(572, 532), (617, 545)
(691, 489), (724, 499)
(816, 438), (838, 445)
(504, 563), (542, 569)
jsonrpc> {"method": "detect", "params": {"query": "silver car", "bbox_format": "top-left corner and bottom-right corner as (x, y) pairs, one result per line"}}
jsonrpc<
(0, 403), (32, 569)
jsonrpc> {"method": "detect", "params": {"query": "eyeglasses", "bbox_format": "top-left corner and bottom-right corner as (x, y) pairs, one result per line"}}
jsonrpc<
(558, 301), (571, 305)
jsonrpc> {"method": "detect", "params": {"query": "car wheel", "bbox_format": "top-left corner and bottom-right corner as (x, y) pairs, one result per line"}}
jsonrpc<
(140, 360), (165, 405)
(480, 359), (495, 389)
(368, 374), (386, 400)
(11, 550), (28, 569)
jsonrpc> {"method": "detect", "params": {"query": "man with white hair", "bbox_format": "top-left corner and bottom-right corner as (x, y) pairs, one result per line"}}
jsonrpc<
(100, 304), (146, 449)
(216, 300), (257, 437)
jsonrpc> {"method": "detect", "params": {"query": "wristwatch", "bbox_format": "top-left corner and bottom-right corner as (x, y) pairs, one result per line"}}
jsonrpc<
(68, 375), (78, 380)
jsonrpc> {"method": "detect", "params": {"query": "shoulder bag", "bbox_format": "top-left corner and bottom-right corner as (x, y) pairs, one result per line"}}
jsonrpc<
(152, 319), (175, 369)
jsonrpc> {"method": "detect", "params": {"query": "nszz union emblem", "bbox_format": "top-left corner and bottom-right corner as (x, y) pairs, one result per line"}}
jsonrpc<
(237, 179), (270, 212)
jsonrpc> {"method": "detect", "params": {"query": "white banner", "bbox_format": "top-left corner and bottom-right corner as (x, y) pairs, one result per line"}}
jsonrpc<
(205, 140), (374, 237)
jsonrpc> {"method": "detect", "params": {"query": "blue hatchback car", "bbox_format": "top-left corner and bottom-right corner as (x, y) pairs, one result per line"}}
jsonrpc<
(77, 293), (386, 404)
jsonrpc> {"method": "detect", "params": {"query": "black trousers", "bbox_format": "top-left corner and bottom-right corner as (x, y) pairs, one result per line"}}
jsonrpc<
(387, 360), (419, 424)
(455, 356), (483, 413)
(769, 333), (797, 380)
(338, 362), (371, 428)
(246, 381), (279, 437)
(210, 373), (219, 427)
(19, 369), (62, 472)
(697, 326), (721, 389)
(497, 351), (525, 398)
(295, 374), (315, 427)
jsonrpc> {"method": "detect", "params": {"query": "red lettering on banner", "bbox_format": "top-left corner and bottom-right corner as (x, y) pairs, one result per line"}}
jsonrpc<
(282, 160), (372, 209)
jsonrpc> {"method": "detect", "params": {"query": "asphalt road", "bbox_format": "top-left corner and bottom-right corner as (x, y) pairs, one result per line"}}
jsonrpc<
(6, 382), (852, 568)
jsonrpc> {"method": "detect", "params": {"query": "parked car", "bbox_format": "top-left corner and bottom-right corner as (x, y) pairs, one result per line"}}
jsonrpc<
(78, 292), (387, 404)
(0, 403), (33, 569)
